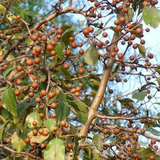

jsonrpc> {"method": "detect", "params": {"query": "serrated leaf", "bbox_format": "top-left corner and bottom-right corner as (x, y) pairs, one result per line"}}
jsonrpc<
(11, 132), (26, 153)
(142, 7), (160, 28)
(84, 46), (98, 66)
(132, 91), (145, 101)
(137, 44), (146, 57)
(44, 119), (56, 132)
(93, 134), (104, 150)
(55, 42), (65, 59)
(2, 87), (17, 117)
(44, 139), (65, 160)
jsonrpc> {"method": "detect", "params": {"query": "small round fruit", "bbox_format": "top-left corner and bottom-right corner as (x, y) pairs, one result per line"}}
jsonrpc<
(114, 128), (120, 135)
(78, 68), (85, 75)
(40, 90), (46, 97)
(60, 120), (66, 127)
(83, 28), (89, 35)
(32, 129), (38, 136)
(26, 59), (33, 66)
(149, 155), (155, 160)
(31, 35), (38, 41)
(43, 130), (49, 136)
(32, 121), (37, 126)
(67, 143), (73, 149)
(48, 92), (55, 98)
(24, 137), (30, 144)
(103, 128), (109, 135)
(63, 64), (70, 70)
(14, 90), (20, 96)
(50, 102), (57, 109)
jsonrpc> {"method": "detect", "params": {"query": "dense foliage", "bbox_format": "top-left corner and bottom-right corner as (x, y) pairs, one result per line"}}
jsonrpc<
(0, 0), (160, 160)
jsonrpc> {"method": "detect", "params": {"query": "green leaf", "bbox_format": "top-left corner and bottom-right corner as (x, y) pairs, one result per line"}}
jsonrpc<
(84, 46), (98, 66)
(2, 87), (17, 117)
(139, 147), (153, 159)
(142, 7), (160, 28)
(44, 119), (56, 132)
(139, 82), (156, 92)
(0, 120), (10, 140)
(132, 91), (145, 101)
(11, 132), (26, 153)
(146, 128), (160, 136)
(55, 92), (70, 121)
(44, 139), (65, 160)
(55, 42), (65, 59)
(28, 128), (49, 143)
(125, 7), (134, 21)
(93, 134), (104, 150)
(17, 105), (34, 132)
(68, 99), (88, 124)
(62, 28), (74, 46)
(26, 112), (42, 128)
(137, 44), (146, 58)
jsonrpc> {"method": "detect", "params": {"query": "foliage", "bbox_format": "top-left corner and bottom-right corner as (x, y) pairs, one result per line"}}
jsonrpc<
(0, 0), (160, 160)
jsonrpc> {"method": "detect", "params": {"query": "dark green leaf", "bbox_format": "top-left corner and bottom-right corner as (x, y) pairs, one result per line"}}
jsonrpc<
(2, 87), (17, 117)
(55, 92), (70, 121)
(44, 139), (65, 160)
(84, 46), (98, 66)
(142, 7), (160, 28)
(62, 28), (74, 46)
(68, 99), (88, 124)
(146, 128), (160, 136)
(132, 91), (145, 101)
(55, 42), (65, 59)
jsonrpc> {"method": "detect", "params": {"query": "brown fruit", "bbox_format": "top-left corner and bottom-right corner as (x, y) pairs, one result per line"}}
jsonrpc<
(67, 143), (73, 149)
(39, 113), (44, 119)
(78, 68), (85, 75)
(47, 44), (53, 51)
(103, 128), (109, 135)
(50, 102), (57, 109)
(32, 121), (37, 126)
(26, 59), (33, 66)
(60, 120), (66, 127)
(83, 28), (89, 35)
(149, 155), (155, 160)
(63, 64), (70, 70)
(48, 92), (55, 98)
(114, 128), (120, 135)
(24, 138), (30, 144)
(32, 129), (38, 136)
(43, 130), (49, 136)
(14, 90), (20, 96)
(31, 35), (38, 41)
(40, 90), (46, 97)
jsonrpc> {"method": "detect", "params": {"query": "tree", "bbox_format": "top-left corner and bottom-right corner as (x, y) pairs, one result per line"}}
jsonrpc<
(0, 0), (160, 159)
